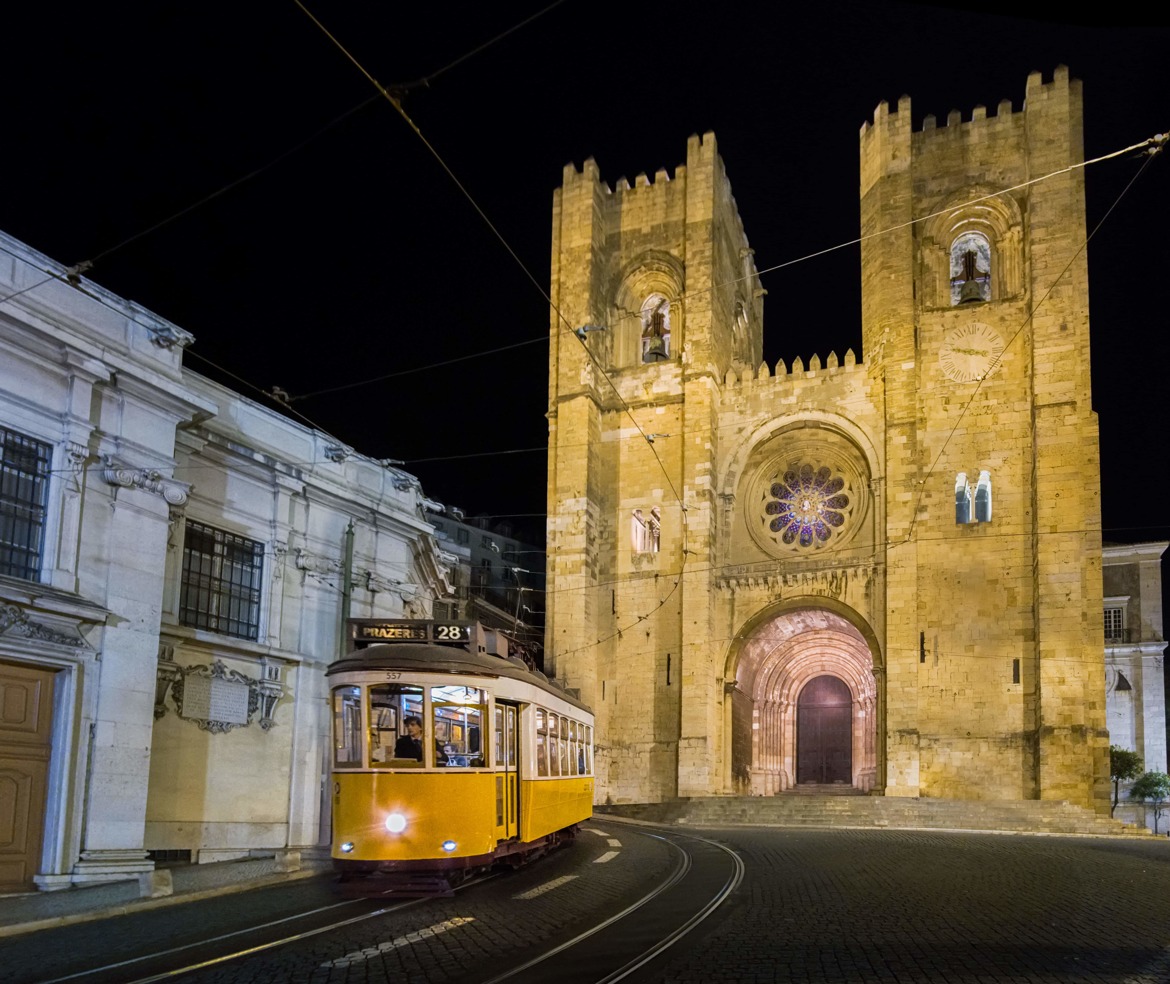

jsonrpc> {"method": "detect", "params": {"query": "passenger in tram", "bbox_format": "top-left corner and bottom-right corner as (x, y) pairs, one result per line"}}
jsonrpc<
(394, 716), (424, 760)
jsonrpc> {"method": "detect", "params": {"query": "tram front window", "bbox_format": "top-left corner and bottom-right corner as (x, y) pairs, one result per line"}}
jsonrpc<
(369, 684), (424, 766)
(431, 685), (486, 767)
(333, 687), (362, 768)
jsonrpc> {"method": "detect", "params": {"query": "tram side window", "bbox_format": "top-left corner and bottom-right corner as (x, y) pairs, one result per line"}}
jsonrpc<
(536, 708), (548, 776)
(333, 687), (363, 768)
(548, 711), (560, 777)
(569, 720), (579, 776)
(369, 684), (424, 766)
(494, 705), (504, 767)
(584, 725), (593, 775)
(431, 685), (486, 767)
(559, 716), (570, 775)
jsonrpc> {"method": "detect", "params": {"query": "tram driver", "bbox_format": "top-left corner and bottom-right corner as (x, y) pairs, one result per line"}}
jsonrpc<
(394, 716), (424, 761)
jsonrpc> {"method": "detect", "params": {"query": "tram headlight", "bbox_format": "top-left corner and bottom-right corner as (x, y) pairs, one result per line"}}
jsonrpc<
(384, 812), (408, 834)
(442, 840), (457, 852)
(340, 842), (354, 853)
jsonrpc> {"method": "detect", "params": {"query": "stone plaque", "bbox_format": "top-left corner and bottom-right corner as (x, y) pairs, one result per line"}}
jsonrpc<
(180, 673), (250, 726)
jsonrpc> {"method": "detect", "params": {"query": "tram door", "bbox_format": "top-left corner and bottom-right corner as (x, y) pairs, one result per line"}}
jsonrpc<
(495, 701), (520, 840)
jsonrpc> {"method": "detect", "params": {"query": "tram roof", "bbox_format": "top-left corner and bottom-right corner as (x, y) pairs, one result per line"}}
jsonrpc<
(327, 643), (592, 715)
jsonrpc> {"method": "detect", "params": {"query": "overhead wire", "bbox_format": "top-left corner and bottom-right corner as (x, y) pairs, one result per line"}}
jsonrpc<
(390, 0), (568, 92)
(289, 337), (547, 402)
(0, 0), (558, 408)
(546, 133), (1167, 659)
(292, 0), (692, 657)
(2, 11), (1161, 658)
(0, 8), (574, 461)
(277, 130), (1163, 407)
(83, 95), (383, 267)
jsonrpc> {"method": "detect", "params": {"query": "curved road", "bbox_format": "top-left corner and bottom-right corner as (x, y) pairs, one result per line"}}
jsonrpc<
(8, 823), (1170, 984)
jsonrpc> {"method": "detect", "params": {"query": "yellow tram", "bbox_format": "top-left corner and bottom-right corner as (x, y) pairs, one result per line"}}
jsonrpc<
(328, 618), (594, 891)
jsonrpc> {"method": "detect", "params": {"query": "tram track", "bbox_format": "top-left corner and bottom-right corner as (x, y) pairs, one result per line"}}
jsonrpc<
(34, 874), (493, 984)
(30, 821), (741, 984)
(475, 820), (745, 984)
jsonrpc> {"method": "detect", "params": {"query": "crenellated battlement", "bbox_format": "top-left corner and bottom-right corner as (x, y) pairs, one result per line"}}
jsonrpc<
(560, 154), (686, 201)
(863, 66), (1075, 134)
(721, 348), (861, 390)
(860, 67), (1081, 194)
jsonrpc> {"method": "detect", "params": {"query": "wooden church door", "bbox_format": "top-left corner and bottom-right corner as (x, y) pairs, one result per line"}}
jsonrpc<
(796, 675), (852, 784)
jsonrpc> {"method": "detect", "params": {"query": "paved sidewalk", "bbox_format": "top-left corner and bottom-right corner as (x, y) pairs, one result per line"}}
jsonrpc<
(0, 852), (335, 938)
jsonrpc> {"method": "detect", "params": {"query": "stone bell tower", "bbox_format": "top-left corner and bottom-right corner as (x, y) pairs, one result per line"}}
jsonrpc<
(544, 134), (763, 803)
(859, 66), (1106, 809)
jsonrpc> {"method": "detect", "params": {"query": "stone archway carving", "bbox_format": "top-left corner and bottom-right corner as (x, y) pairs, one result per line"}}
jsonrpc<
(730, 606), (878, 795)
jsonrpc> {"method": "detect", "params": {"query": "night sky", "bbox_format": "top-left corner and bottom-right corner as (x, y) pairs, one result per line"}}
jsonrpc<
(3, 4), (1166, 548)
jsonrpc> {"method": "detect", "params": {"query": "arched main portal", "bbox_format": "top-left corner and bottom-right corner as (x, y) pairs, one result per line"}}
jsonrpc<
(728, 607), (879, 795)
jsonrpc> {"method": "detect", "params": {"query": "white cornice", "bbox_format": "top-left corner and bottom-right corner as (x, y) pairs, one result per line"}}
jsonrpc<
(1103, 541), (1169, 562)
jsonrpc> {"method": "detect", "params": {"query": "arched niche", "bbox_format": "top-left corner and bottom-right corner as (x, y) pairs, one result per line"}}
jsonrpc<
(611, 252), (684, 369)
(920, 186), (1025, 307)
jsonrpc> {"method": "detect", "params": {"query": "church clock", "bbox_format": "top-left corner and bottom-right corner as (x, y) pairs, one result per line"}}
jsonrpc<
(939, 322), (1005, 383)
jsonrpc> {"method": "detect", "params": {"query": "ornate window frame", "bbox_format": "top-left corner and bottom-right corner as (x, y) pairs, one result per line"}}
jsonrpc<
(744, 433), (870, 557)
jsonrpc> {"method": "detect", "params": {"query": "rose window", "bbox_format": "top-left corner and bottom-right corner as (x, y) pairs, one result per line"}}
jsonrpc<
(764, 464), (851, 548)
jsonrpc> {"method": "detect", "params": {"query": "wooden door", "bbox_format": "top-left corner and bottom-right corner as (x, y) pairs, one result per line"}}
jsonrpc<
(796, 675), (852, 785)
(0, 662), (55, 891)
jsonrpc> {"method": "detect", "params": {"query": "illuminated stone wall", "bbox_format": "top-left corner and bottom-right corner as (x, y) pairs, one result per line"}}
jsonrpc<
(547, 69), (1109, 812)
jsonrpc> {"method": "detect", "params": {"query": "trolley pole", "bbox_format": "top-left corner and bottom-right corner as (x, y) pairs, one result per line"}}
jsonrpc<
(339, 519), (355, 658)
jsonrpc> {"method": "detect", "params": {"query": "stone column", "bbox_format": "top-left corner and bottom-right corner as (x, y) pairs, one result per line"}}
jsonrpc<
(72, 465), (188, 884)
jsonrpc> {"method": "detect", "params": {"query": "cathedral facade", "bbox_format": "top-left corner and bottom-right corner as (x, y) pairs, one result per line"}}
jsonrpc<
(544, 68), (1108, 812)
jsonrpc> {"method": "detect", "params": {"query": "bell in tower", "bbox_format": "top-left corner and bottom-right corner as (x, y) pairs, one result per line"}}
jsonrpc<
(951, 246), (990, 304)
(642, 308), (669, 363)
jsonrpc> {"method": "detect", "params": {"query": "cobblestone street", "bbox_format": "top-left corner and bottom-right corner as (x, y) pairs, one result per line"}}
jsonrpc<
(645, 827), (1170, 984)
(8, 825), (1170, 984)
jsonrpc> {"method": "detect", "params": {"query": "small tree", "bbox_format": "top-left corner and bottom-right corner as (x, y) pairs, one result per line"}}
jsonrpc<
(1130, 771), (1170, 835)
(1109, 745), (1144, 817)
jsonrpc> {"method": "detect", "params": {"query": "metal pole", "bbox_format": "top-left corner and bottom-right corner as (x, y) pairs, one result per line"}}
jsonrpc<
(339, 520), (354, 657)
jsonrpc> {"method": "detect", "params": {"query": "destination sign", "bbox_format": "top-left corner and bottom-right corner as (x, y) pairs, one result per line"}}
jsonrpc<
(350, 619), (474, 647)
(363, 625), (427, 641)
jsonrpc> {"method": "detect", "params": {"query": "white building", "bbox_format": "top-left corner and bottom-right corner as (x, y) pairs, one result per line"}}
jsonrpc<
(0, 231), (452, 892)
(1104, 542), (1168, 832)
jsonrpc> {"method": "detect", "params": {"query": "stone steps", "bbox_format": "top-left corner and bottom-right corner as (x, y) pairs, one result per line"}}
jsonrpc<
(598, 795), (1154, 837)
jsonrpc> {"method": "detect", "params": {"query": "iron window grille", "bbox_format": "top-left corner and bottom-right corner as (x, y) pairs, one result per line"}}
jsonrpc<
(0, 427), (52, 581)
(180, 521), (264, 640)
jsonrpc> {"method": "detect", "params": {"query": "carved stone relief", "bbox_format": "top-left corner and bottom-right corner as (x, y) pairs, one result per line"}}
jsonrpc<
(101, 457), (190, 506)
(155, 654), (285, 733)
(271, 541), (288, 581)
(0, 603), (90, 648)
(294, 548), (342, 577)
